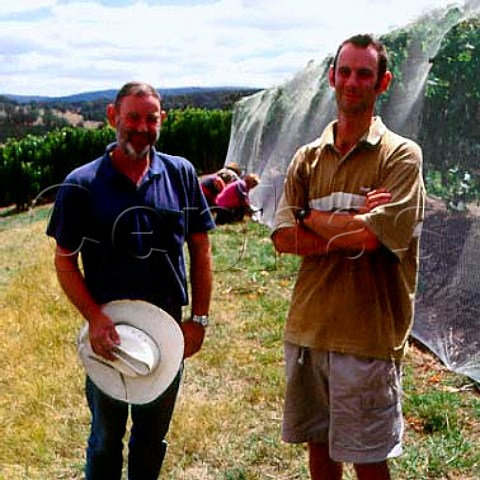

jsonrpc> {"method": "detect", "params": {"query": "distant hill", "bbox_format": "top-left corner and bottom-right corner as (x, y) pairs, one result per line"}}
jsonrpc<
(3, 86), (262, 105)
(4, 90), (118, 104)
(0, 86), (262, 141)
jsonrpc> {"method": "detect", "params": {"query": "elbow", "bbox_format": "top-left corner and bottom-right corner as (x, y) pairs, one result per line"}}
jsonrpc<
(271, 229), (284, 254)
(271, 227), (292, 254)
(54, 245), (78, 272)
(362, 231), (381, 252)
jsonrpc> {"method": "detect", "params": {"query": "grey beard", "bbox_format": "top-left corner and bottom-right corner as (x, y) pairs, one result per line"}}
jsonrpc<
(124, 142), (152, 160)
(117, 127), (160, 161)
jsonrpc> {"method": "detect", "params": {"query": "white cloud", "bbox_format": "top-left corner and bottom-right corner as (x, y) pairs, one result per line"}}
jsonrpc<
(0, 0), (57, 15)
(0, 0), (464, 96)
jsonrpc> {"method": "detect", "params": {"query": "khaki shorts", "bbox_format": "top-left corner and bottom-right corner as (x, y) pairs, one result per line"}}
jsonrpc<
(282, 342), (404, 464)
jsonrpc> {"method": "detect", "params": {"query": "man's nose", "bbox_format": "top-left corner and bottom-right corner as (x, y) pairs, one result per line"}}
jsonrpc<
(137, 119), (148, 131)
(345, 73), (359, 87)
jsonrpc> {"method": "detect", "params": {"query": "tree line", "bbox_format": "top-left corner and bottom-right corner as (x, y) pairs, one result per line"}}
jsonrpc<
(0, 108), (232, 211)
(0, 97), (71, 142)
(0, 87), (259, 142)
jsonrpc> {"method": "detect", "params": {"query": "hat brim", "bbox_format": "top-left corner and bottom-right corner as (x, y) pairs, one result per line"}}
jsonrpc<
(78, 300), (184, 404)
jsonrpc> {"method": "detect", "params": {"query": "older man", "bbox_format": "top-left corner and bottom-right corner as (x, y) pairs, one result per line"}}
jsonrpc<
(47, 81), (214, 479)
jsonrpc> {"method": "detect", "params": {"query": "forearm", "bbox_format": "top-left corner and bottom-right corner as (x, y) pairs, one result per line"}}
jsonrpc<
(272, 225), (338, 256)
(187, 232), (213, 316)
(303, 210), (379, 252)
(54, 245), (102, 321)
(55, 245), (120, 359)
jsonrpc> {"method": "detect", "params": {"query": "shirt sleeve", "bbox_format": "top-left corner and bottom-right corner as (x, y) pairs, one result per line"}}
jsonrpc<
(362, 139), (425, 260)
(46, 178), (92, 252)
(185, 165), (216, 235)
(235, 180), (248, 205)
(272, 146), (310, 231)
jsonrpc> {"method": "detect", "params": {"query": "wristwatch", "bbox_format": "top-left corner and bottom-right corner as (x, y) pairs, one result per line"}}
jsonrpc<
(191, 314), (209, 327)
(295, 208), (310, 225)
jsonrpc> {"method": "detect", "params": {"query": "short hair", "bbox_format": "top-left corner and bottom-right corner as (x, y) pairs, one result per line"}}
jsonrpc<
(244, 173), (260, 188)
(217, 168), (234, 184)
(332, 34), (388, 88)
(225, 162), (242, 177)
(114, 81), (162, 110)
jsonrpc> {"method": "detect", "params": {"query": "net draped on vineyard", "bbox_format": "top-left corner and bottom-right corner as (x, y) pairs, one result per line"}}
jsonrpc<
(225, 2), (480, 382)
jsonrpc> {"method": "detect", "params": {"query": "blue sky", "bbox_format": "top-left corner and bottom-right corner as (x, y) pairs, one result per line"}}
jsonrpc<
(0, 0), (461, 96)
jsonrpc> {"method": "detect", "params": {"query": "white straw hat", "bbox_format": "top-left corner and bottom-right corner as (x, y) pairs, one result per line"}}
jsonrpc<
(77, 300), (184, 404)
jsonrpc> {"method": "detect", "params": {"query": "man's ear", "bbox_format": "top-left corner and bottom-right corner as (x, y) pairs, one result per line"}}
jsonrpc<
(160, 110), (167, 123)
(106, 103), (117, 128)
(376, 70), (392, 94)
(328, 65), (335, 87)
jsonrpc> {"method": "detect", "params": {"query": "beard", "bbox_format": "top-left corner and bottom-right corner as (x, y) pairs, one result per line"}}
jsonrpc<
(124, 141), (151, 160)
(117, 127), (160, 161)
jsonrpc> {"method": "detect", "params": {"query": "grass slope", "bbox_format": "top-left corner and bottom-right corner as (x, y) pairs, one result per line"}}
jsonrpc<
(0, 206), (478, 479)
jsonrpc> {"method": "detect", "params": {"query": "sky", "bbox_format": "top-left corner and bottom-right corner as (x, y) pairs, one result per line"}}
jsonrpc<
(0, 0), (462, 97)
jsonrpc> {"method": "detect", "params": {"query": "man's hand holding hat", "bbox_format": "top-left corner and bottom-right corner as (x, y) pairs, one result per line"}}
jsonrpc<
(88, 310), (121, 361)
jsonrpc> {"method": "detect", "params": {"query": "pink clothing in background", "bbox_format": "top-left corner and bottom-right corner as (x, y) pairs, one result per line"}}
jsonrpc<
(215, 179), (248, 209)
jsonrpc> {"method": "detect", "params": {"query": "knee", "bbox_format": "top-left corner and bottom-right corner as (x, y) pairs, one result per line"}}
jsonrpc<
(354, 460), (391, 480)
(308, 441), (329, 455)
(88, 424), (126, 452)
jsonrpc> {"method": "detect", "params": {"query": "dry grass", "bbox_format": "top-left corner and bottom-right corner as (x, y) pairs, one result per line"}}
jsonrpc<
(0, 208), (478, 479)
(1, 209), (87, 479)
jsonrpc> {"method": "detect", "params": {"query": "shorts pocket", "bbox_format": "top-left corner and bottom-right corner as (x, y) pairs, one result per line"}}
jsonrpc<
(330, 356), (402, 453)
(361, 383), (399, 410)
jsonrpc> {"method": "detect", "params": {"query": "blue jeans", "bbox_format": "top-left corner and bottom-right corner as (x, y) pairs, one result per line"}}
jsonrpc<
(84, 368), (182, 480)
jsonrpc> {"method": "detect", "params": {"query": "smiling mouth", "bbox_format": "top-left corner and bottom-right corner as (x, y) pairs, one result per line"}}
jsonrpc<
(344, 90), (361, 98)
(128, 132), (153, 147)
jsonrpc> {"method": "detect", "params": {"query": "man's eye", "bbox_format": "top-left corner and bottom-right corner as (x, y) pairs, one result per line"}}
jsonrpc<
(358, 70), (374, 79)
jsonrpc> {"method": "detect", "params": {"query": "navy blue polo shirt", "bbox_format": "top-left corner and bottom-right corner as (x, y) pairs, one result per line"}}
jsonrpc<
(47, 145), (215, 316)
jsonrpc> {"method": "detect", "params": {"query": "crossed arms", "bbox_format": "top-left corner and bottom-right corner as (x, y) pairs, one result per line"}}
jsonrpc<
(272, 188), (391, 256)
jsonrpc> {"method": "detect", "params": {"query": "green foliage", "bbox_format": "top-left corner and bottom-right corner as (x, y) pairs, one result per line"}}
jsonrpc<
(0, 108), (232, 211)
(0, 126), (115, 210)
(377, 30), (410, 111)
(375, 9), (480, 207)
(223, 468), (247, 480)
(158, 107), (232, 174)
(426, 17), (480, 101)
(377, 6), (464, 114)
(425, 167), (479, 209)
(419, 16), (480, 178)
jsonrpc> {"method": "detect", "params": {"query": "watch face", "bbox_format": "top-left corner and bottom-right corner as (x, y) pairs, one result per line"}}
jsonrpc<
(193, 315), (208, 326)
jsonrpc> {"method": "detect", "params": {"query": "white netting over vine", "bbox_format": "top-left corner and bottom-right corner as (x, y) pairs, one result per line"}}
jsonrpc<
(224, 2), (480, 382)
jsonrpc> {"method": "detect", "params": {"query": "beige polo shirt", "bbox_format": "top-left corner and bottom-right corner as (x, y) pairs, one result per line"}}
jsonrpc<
(273, 117), (425, 360)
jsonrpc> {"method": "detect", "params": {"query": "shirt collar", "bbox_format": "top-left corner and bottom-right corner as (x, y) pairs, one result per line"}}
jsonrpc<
(323, 116), (387, 149)
(362, 116), (387, 146)
(148, 147), (164, 177)
(103, 143), (165, 180)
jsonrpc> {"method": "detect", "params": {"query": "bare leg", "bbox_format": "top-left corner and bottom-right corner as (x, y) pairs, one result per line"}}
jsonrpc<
(354, 460), (391, 480)
(308, 442), (343, 480)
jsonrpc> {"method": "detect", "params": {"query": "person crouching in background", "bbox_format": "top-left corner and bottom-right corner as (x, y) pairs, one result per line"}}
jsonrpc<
(214, 173), (260, 225)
